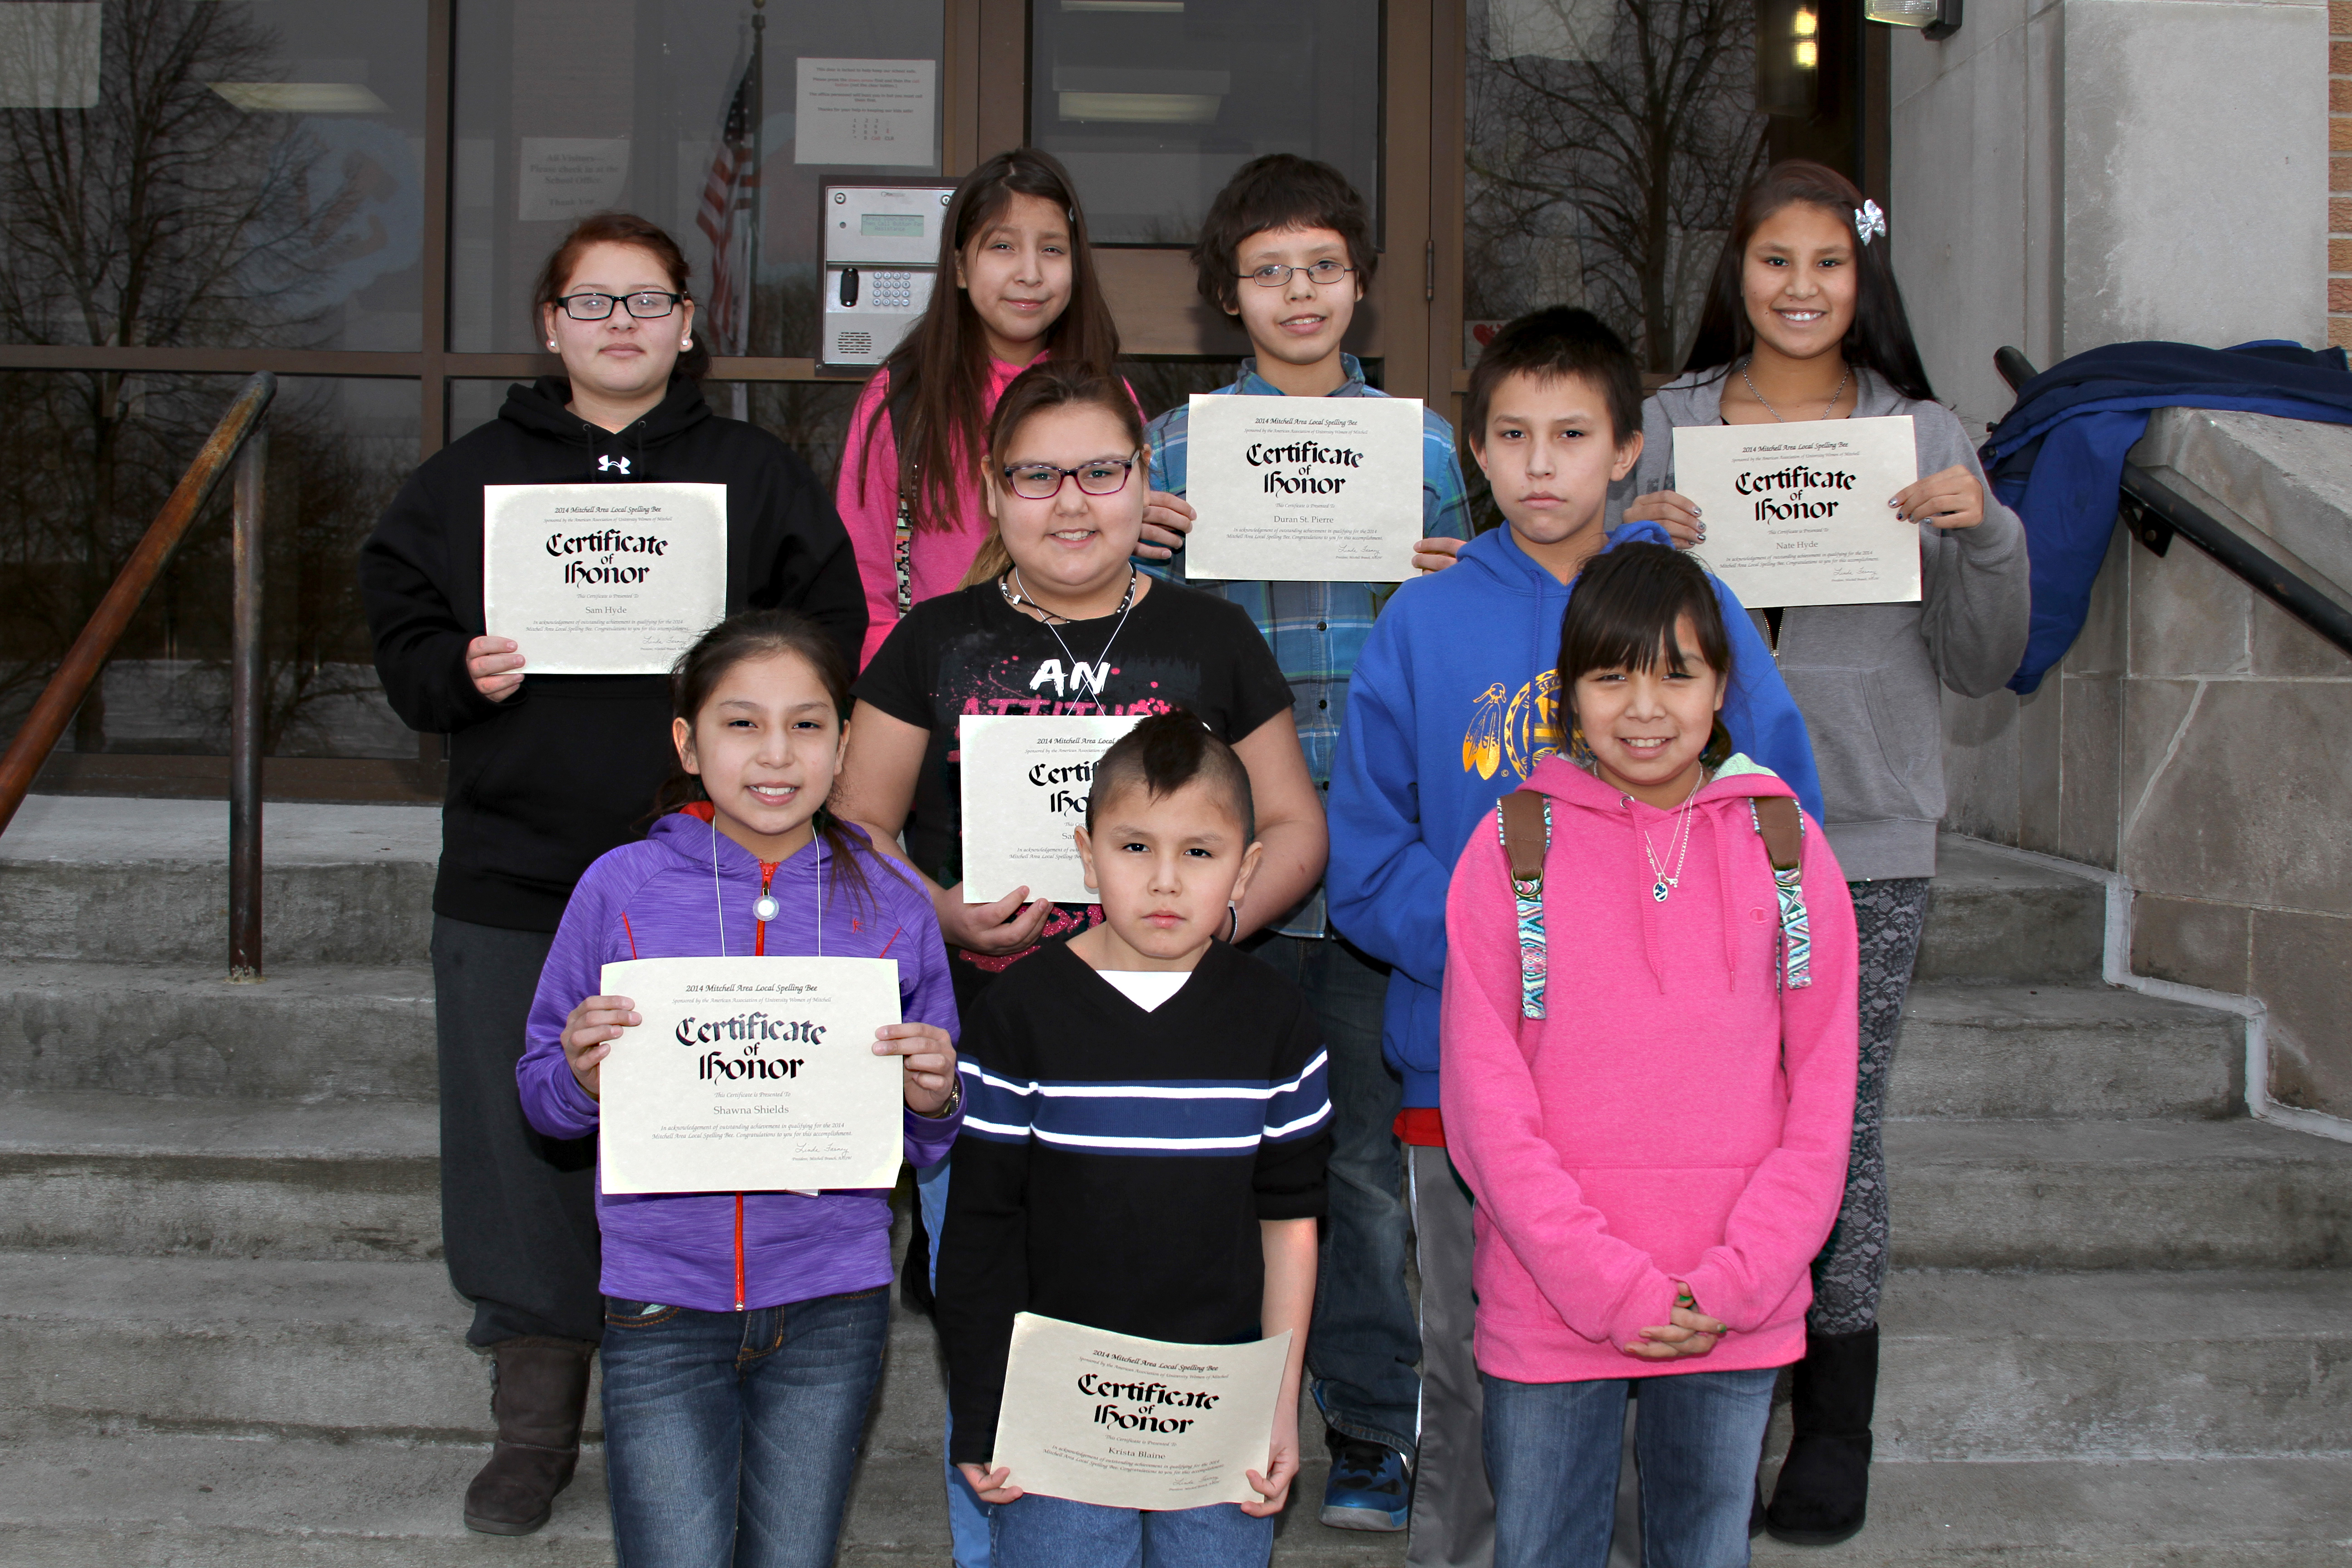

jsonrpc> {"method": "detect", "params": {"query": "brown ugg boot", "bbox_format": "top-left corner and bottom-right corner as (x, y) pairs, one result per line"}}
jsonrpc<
(462, 1337), (596, 1536)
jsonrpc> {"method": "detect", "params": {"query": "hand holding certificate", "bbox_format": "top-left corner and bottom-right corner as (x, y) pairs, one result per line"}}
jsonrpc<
(483, 481), (728, 674)
(595, 956), (904, 1195)
(1671, 416), (1921, 607)
(1181, 394), (1425, 582)
(983, 1314), (1293, 1510)
(959, 714), (1143, 904)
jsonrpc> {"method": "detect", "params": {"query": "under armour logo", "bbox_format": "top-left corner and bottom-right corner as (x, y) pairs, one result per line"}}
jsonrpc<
(597, 455), (631, 475)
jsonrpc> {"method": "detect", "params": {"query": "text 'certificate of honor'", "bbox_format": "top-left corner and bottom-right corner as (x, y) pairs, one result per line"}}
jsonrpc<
(991, 1314), (1292, 1509)
(1182, 394), (1424, 582)
(597, 957), (902, 1196)
(959, 714), (1142, 905)
(483, 481), (728, 674)
(1671, 417), (1920, 608)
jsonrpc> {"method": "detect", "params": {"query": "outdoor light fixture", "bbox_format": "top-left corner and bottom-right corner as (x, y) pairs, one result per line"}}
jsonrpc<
(1755, 0), (1818, 118)
(1867, 0), (1963, 40)
(1792, 7), (1818, 69)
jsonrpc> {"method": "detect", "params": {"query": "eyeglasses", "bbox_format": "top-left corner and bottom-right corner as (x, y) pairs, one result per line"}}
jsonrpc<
(1239, 260), (1353, 289)
(553, 290), (686, 321)
(1000, 453), (1139, 500)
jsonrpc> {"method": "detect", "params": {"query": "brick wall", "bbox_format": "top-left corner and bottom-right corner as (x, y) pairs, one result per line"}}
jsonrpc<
(2335, 1), (2352, 348)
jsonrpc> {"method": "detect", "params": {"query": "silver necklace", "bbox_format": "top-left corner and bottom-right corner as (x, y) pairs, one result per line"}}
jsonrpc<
(1636, 776), (1705, 902)
(1741, 357), (1850, 423)
(1004, 565), (1141, 689)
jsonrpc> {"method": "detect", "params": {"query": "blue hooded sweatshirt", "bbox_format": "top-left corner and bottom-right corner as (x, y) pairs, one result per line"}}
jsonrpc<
(1326, 519), (1823, 1110)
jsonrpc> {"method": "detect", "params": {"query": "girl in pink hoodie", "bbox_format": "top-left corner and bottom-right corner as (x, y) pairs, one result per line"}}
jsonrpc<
(1440, 541), (1859, 1568)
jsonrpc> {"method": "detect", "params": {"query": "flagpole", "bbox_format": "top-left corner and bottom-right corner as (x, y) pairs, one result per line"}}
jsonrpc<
(747, 0), (766, 358)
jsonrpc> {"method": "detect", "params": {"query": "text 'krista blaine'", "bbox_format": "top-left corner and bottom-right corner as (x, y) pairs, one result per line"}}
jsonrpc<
(545, 530), (671, 585)
(1246, 439), (1363, 496)
(1077, 1373), (1220, 1434)
(1734, 465), (1857, 523)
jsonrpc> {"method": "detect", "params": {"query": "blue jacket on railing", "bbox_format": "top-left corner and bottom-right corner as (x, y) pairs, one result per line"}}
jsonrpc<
(1979, 339), (2352, 694)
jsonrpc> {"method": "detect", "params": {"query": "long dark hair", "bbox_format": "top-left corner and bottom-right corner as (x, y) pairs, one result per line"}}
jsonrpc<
(960, 360), (1148, 588)
(1681, 161), (1934, 404)
(531, 211), (710, 380)
(872, 149), (1121, 535)
(653, 610), (905, 914)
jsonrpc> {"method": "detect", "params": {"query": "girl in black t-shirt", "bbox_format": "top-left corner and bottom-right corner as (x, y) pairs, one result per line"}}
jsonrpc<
(838, 360), (1328, 987)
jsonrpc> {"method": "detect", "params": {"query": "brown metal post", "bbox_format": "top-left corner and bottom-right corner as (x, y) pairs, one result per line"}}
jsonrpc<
(228, 422), (267, 981)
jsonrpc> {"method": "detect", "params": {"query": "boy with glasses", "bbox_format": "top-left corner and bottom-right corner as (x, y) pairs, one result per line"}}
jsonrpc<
(1138, 153), (1468, 1544)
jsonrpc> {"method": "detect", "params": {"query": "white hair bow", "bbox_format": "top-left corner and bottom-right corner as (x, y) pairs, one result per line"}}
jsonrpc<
(1854, 200), (1887, 246)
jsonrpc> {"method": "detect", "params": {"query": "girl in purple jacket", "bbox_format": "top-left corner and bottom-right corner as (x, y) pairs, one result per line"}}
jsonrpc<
(518, 608), (961, 1568)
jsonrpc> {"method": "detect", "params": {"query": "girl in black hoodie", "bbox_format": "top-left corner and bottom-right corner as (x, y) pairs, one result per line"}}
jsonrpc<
(356, 212), (863, 1538)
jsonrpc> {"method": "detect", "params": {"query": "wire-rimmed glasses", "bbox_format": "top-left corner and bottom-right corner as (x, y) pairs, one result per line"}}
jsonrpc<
(1238, 260), (1353, 288)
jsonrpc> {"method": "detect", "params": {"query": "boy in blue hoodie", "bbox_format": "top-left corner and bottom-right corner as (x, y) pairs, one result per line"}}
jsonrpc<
(1327, 308), (1820, 1568)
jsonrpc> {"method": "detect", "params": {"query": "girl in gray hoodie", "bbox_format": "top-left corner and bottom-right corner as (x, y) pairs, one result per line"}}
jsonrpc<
(1614, 159), (2030, 1550)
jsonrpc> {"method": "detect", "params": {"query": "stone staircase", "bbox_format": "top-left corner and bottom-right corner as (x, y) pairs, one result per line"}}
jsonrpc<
(0, 795), (2345, 1564)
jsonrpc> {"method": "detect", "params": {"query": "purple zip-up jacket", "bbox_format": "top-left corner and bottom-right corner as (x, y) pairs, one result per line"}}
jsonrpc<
(518, 807), (960, 1312)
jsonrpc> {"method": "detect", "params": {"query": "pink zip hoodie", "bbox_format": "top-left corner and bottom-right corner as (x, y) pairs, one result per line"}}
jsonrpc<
(1440, 754), (1859, 1383)
(836, 359), (1030, 667)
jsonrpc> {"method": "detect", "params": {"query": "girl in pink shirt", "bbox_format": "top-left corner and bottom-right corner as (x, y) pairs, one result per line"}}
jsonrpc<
(836, 149), (1123, 666)
(1440, 541), (1859, 1568)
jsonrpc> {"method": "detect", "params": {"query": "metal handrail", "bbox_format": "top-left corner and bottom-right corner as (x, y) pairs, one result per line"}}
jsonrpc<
(0, 370), (277, 979)
(1994, 348), (2352, 661)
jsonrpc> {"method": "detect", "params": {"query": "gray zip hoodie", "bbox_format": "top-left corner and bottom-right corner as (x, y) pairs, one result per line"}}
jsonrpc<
(1612, 368), (2030, 881)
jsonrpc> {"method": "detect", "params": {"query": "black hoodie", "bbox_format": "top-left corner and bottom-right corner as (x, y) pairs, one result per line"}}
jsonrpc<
(358, 375), (866, 931)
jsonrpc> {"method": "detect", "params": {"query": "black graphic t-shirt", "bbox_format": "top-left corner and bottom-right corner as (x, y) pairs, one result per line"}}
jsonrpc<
(854, 576), (1294, 964)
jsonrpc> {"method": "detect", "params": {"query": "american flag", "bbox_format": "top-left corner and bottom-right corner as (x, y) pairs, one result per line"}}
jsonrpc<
(696, 62), (758, 357)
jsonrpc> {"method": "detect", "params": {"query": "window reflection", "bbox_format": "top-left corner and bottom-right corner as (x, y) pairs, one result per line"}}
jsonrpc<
(0, 373), (419, 759)
(1465, 0), (1764, 370)
(1029, 0), (1381, 246)
(0, 0), (427, 353)
(452, 0), (944, 358)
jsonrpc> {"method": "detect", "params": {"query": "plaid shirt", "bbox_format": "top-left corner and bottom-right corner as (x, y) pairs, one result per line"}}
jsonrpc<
(1143, 355), (1472, 938)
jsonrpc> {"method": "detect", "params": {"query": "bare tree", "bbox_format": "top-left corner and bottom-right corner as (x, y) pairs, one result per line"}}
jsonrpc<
(1467, 0), (1769, 370)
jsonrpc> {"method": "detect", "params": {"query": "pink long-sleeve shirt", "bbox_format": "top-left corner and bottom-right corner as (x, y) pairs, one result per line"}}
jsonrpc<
(1440, 755), (1860, 1384)
(835, 359), (1029, 667)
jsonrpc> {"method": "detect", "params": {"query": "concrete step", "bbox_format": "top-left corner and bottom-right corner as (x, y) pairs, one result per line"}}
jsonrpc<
(0, 1093), (438, 1259)
(1888, 1117), (2352, 1270)
(1872, 1269), (2352, 1461)
(0, 1429), (1410, 1568)
(1751, 1453), (2352, 1566)
(0, 964), (437, 1103)
(1889, 982), (2239, 1120)
(1913, 837), (2105, 985)
(0, 796), (437, 967)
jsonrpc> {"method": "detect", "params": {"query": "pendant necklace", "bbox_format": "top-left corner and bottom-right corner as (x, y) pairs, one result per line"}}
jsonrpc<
(1741, 357), (1850, 423)
(1637, 775), (1705, 902)
(1005, 564), (1141, 691)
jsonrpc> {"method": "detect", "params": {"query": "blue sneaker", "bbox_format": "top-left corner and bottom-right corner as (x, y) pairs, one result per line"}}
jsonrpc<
(1320, 1431), (1411, 1531)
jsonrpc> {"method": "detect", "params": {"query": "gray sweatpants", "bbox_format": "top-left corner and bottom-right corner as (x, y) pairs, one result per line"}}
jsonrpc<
(1407, 1145), (1494, 1568)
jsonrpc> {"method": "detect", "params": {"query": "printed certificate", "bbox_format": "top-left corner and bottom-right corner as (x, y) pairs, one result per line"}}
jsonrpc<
(958, 714), (1142, 904)
(1181, 394), (1425, 582)
(1672, 416), (1922, 607)
(596, 956), (903, 1196)
(483, 481), (728, 674)
(991, 1313), (1292, 1510)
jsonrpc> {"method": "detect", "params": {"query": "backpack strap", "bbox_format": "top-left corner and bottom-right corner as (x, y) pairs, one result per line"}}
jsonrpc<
(1495, 790), (1551, 1019)
(892, 470), (917, 618)
(1749, 796), (1812, 990)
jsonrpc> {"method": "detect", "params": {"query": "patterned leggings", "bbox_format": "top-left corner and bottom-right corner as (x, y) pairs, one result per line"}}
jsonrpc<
(1807, 877), (1931, 1336)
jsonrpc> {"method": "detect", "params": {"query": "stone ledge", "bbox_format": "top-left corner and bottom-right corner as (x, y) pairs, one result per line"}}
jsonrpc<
(2130, 405), (2352, 601)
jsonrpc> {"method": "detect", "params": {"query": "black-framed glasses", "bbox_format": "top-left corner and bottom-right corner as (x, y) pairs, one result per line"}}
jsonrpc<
(1239, 260), (1353, 288)
(1000, 452), (1139, 500)
(554, 289), (686, 321)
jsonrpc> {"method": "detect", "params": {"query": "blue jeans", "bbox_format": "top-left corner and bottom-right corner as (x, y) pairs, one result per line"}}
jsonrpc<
(921, 1155), (996, 1568)
(1249, 931), (1418, 1458)
(600, 1287), (891, 1568)
(1483, 1368), (1778, 1568)
(990, 1492), (1274, 1568)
